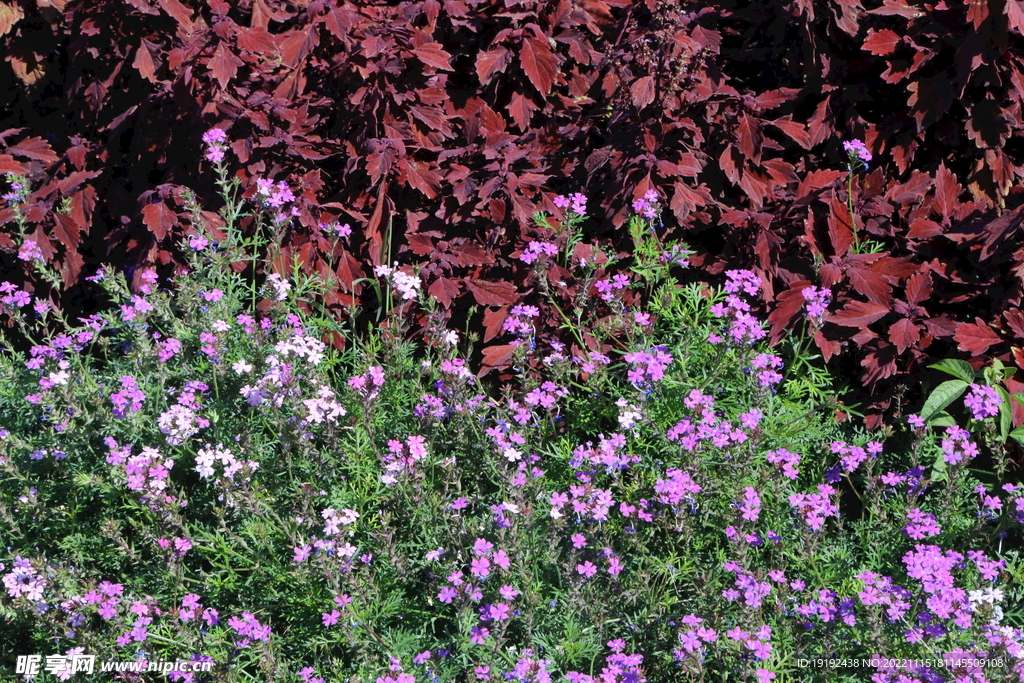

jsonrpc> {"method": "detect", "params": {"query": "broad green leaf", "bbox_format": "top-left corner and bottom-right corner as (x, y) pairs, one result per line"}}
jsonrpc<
(1011, 426), (1024, 448)
(926, 411), (956, 427)
(928, 359), (975, 383)
(919, 379), (969, 422)
(930, 450), (948, 484)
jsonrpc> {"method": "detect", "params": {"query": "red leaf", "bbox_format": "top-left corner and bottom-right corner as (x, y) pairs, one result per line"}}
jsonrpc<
(796, 169), (844, 200)
(867, 0), (922, 18)
(825, 300), (890, 327)
(477, 48), (512, 86)
(827, 195), (855, 258)
(1008, 0), (1024, 33)
(885, 171), (933, 204)
(237, 27), (279, 54)
(907, 218), (943, 239)
(737, 114), (762, 164)
(158, 0), (196, 31)
(904, 271), (933, 306)
(630, 76), (656, 110)
(861, 344), (899, 384)
(766, 280), (812, 344)
(848, 268), (892, 305)
(482, 306), (510, 343)
(519, 35), (558, 96)
(427, 277), (461, 307)
(1005, 309), (1024, 337)
(807, 96), (832, 147)
(508, 91), (538, 131)
(208, 42), (243, 89)
(398, 159), (441, 199)
(465, 278), (518, 306)
(412, 42), (453, 71)
(477, 344), (516, 378)
(967, 0), (989, 29)
(954, 318), (1002, 355)
(862, 28), (901, 55)
(888, 318), (920, 353)
(141, 202), (178, 241)
(7, 136), (58, 163)
(767, 116), (811, 149)
(719, 144), (740, 185)
(933, 162), (961, 225)
(132, 40), (158, 83)
(0, 154), (28, 174)
(53, 214), (80, 250)
(61, 247), (85, 289)
(814, 329), (843, 362)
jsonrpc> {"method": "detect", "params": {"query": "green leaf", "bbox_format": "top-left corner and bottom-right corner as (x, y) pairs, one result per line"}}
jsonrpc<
(919, 379), (969, 423)
(1010, 426), (1024, 448)
(997, 385), (1012, 443)
(926, 411), (956, 427)
(930, 450), (948, 484)
(928, 359), (976, 383)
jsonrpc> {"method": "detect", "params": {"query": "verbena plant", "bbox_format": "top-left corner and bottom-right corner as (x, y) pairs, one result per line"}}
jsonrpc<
(0, 143), (1022, 683)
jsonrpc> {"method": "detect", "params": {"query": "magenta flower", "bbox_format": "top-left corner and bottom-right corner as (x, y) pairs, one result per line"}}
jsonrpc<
(470, 556), (491, 579)
(322, 610), (340, 627)
(576, 561), (598, 578)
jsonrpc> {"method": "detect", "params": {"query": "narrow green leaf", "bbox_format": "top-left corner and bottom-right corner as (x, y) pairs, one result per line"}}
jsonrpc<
(997, 385), (1012, 443)
(919, 379), (969, 422)
(928, 359), (976, 383)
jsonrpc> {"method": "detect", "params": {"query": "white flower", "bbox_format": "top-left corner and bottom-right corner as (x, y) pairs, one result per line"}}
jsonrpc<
(444, 330), (459, 345)
(233, 360), (253, 374)
(503, 503), (520, 514)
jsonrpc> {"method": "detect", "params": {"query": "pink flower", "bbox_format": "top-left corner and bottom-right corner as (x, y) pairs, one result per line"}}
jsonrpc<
(322, 610), (340, 626)
(577, 561), (598, 578)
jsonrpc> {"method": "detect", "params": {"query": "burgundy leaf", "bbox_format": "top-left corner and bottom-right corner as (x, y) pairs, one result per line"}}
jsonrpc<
(888, 318), (920, 353)
(476, 48), (512, 86)
(825, 300), (890, 327)
(954, 318), (1002, 355)
(208, 42), (243, 89)
(630, 76), (655, 110)
(933, 162), (961, 225)
(412, 42), (453, 71)
(465, 278), (518, 306)
(477, 344), (516, 378)
(519, 35), (558, 96)
(142, 202), (178, 242)
(904, 271), (933, 306)
(767, 116), (811, 149)
(427, 276), (461, 306)
(862, 29), (902, 55)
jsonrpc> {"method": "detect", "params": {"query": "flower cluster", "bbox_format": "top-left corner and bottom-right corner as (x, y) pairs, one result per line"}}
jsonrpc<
(381, 435), (428, 485)
(2, 173), (29, 204)
(348, 366), (386, 401)
(802, 286), (831, 324)
(374, 263), (422, 301)
(195, 443), (259, 481)
(3, 557), (47, 601)
(749, 353), (784, 388)
(940, 425), (980, 465)
(301, 385), (347, 425)
(255, 178), (300, 223)
(593, 274), (631, 302)
(632, 189), (660, 219)
(653, 468), (702, 507)
(789, 485), (839, 531)
(964, 383), (1001, 421)
(843, 139), (872, 165)
(666, 390), (749, 452)
(504, 305), (540, 341)
(569, 433), (639, 475)
(226, 612), (272, 648)
(264, 273), (291, 301)
(904, 508), (941, 539)
(18, 239), (44, 263)
(553, 192), (587, 216)
(519, 240), (559, 265)
(202, 128), (229, 164)
(109, 376), (146, 419)
(710, 270), (765, 345)
(623, 346), (673, 393)
(765, 448), (800, 479)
